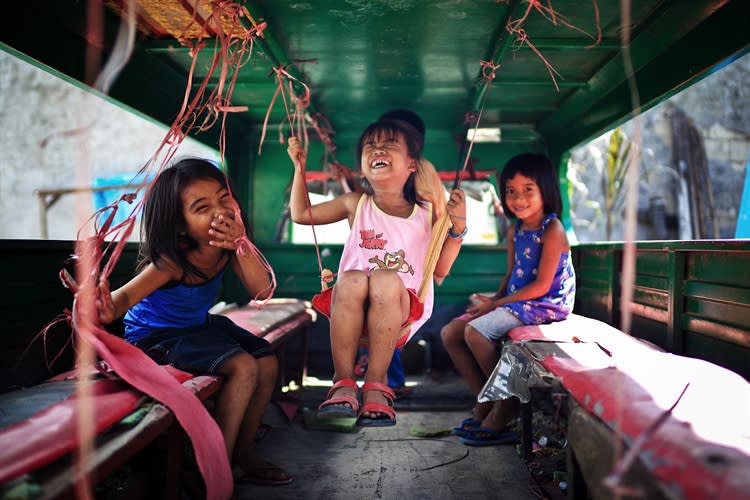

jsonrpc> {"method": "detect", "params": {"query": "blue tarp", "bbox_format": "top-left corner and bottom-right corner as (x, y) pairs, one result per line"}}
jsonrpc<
(92, 173), (152, 228)
(736, 155), (750, 238)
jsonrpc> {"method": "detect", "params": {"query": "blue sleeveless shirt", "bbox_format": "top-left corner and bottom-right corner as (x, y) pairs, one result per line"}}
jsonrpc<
(503, 213), (576, 324)
(123, 269), (225, 343)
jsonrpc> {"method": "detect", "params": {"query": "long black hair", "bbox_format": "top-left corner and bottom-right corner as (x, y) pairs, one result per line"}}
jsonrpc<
(498, 153), (562, 217)
(139, 158), (249, 281)
(356, 118), (423, 205)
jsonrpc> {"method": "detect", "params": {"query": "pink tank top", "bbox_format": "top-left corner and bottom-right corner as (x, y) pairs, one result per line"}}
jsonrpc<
(339, 194), (434, 338)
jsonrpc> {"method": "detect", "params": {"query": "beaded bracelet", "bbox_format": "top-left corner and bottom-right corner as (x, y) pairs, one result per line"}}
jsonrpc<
(448, 225), (468, 239)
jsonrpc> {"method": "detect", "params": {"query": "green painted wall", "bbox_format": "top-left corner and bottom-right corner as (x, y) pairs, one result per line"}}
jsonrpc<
(1, 238), (748, 391)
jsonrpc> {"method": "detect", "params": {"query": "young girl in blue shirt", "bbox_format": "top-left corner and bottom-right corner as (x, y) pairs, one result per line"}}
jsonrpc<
(96, 158), (291, 485)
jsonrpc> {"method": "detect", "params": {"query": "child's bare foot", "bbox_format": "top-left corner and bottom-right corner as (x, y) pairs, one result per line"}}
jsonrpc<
(360, 387), (389, 417)
(451, 402), (496, 436)
(458, 398), (521, 446)
(480, 397), (520, 431)
(358, 382), (396, 426)
(472, 401), (494, 422)
(236, 457), (292, 486)
(318, 378), (359, 418)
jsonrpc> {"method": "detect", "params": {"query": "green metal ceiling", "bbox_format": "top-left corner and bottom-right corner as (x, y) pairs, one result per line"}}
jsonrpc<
(2, 0), (749, 164)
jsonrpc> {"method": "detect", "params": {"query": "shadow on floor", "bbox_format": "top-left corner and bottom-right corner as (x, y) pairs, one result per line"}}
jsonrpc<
(231, 373), (541, 500)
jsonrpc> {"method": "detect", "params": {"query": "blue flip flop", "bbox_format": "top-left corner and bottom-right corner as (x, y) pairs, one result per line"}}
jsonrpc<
(451, 418), (481, 437)
(460, 428), (519, 446)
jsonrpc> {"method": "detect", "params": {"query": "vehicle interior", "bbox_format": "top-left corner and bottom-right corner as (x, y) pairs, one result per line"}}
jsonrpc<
(0, 1), (748, 499)
(3, 0), (748, 203)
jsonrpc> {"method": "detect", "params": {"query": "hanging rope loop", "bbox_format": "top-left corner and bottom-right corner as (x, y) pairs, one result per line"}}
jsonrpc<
(479, 59), (500, 82)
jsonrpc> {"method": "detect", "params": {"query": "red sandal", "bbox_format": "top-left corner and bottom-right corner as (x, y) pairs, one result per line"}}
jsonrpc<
(357, 382), (396, 427)
(318, 378), (359, 418)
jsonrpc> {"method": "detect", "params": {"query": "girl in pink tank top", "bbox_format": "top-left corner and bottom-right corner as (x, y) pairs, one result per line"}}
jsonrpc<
(287, 119), (466, 426)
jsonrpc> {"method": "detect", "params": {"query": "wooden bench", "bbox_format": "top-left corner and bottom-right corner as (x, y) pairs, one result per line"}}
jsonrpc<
(0, 298), (314, 499)
(218, 298), (315, 389)
(481, 313), (750, 500)
(0, 366), (221, 499)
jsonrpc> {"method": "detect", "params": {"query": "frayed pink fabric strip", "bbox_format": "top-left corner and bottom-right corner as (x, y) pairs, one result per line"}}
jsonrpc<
(80, 321), (233, 500)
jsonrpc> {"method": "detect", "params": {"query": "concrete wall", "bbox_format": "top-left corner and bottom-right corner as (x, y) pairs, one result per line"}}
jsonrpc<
(3, 47), (749, 243)
(0, 49), (220, 241)
(568, 52), (750, 242)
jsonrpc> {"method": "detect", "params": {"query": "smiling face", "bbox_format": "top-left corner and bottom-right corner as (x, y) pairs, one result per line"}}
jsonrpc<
(504, 173), (545, 228)
(359, 129), (417, 191)
(180, 177), (233, 246)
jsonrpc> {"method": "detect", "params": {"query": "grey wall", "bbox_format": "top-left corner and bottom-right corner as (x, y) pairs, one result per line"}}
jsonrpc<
(568, 52), (750, 242)
(0, 49), (220, 241)
(3, 47), (749, 243)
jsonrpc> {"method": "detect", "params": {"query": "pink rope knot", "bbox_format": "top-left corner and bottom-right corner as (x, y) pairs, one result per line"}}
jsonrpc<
(528, 0), (542, 10)
(480, 60), (500, 81)
(512, 27), (529, 46)
(253, 21), (267, 38)
(234, 235), (253, 257)
(187, 39), (206, 58)
(295, 94), (310, 111)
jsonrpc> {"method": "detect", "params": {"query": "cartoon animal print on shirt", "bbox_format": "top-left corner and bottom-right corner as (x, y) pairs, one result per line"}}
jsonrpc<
(369, 249), (415, 275)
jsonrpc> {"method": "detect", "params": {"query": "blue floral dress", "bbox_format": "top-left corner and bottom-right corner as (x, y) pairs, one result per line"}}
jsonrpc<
(503, 213), (576, 324)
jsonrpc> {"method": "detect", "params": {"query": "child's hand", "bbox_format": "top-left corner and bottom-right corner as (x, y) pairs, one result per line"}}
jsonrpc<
(96, 278), (116, 325)
(447, 188), (467, 231)
(466, 293), (496, 318)
(209, 208), (246, 250)
(287, 136), (307, 173)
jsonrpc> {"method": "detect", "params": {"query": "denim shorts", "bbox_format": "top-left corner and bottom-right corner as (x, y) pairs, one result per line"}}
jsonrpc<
(467, 306), (524, 342)
(134, 314), (273, 374)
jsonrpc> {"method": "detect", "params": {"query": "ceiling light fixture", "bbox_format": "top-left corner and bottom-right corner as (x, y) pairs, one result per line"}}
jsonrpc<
(466, 127), (501, 143)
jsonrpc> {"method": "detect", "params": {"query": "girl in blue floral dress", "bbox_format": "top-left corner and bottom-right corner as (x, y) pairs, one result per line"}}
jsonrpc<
(441, 152), (576, 445)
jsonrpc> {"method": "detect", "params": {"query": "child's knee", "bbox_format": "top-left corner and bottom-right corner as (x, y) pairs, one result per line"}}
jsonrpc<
(367, 270), (403, 301)
(221, 351), (258, 381)
(334, 270), (369, 301)
(440, 320), (463, 345)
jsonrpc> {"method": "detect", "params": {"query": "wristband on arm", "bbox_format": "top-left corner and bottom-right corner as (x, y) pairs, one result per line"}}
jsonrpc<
(448, 226), (468, 239)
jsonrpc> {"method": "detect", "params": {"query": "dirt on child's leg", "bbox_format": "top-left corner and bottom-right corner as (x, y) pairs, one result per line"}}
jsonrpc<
(329, 270), (369, 379)
(359, 271), (408, 422)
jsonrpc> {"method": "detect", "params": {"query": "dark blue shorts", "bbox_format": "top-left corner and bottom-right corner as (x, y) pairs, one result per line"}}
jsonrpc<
(134, 314), (273, 374)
